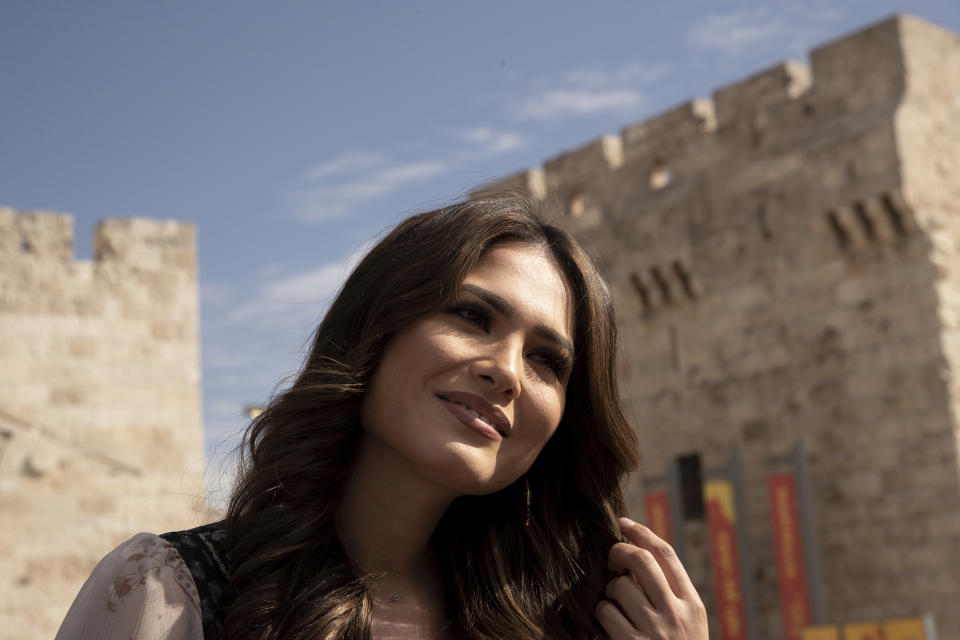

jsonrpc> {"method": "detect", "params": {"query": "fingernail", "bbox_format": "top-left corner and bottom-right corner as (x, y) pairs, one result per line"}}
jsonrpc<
(617, 517), (635, 529)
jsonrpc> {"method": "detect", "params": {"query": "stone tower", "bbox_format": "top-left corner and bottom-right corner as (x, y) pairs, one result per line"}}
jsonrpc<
(478, 14), (960, 639)
(0, 211), (205, 639)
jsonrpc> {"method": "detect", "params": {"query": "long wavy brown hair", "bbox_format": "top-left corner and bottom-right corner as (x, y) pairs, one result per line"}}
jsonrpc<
(223, 194), (641, 639)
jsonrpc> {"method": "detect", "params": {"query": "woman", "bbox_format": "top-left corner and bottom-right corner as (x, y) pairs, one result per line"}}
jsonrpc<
(57, 195), (706, 639)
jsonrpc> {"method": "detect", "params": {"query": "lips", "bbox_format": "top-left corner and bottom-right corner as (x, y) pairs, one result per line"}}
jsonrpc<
(436, 391), (511, 439)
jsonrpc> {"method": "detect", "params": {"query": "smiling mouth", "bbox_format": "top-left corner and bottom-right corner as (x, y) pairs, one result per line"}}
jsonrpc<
(436, 394), (508, 438)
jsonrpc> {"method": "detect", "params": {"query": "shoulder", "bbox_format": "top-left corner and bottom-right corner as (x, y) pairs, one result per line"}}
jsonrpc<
(159, 520), (231, 639)
(56, 532), (203, 640)
(159, 520), (230, 582)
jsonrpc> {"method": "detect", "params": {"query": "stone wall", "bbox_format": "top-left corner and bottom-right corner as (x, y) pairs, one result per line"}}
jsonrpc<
(0, 211), (206, 639)
(477, 15), (960, 638)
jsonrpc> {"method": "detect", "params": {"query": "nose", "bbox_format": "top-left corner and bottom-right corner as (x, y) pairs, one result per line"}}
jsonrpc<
(470, 338), (522, 399)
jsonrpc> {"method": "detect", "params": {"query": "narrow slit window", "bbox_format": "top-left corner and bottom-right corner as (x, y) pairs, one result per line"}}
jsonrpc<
(853, 201), (876, 241)
(678, 454), (704, 521)
(826, 211), (851, 250)
(881, 193), (907, 237)
(650, 266), (672, 305)
(629, 272), (651, 314)
(672, 261), (695, 300)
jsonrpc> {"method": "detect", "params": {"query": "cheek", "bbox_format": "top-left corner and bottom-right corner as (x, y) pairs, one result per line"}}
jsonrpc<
(521, 389), (566, 449)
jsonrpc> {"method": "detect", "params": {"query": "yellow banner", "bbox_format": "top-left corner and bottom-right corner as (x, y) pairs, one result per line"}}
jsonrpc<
(842, 622), (881, 640)
(705, 480), (736, 521)
(883, 617), (927, 640)
(801, 617), (929, 640)
(800, 626), (839, 640)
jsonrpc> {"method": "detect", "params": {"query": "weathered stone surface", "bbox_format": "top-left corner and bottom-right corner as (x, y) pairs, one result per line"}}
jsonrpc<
(0, 214), (205, 639)
(476, 14), (960, 639)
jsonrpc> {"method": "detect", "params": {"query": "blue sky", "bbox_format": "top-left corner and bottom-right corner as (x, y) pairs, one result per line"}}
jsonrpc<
(3, 1), (959, 502)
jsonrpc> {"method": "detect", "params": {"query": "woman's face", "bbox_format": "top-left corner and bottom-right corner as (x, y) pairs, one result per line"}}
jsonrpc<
(361, 241), (575, 495)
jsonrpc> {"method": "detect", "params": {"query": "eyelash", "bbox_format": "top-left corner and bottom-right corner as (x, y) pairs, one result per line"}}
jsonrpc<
(448, 300), (492, 331)
(445, 300), (573, 379)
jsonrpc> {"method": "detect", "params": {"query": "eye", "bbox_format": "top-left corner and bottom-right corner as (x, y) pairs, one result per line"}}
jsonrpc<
(446, 301), (491, 332)
(527, 348), (573, 381)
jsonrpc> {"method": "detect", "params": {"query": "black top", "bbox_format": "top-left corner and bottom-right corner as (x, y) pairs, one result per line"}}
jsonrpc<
(160, 521), (230, 640)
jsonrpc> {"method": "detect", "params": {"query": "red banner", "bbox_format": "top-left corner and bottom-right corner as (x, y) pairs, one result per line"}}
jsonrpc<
(767, 474), (812, 640)
(644, 490), (674, 545)
(705, 480), (749, 640)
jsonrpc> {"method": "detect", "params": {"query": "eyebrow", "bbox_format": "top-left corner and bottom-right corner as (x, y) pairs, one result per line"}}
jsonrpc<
(460, 284), (575, 356)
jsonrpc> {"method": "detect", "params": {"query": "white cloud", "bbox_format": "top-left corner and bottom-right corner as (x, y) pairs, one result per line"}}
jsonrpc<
(290, 159), (447, 221)
(688, 9), (786, 54)
(227, 241), (373, 327)
(303, 151), (386, 181)
(510, 60), (664, 121)
(457, 127), (526, 155)
(564, 62), (668, 88)
(373, 162), (446, 186)
(516, 88), (644, 120)
(262, 242), (369, 303)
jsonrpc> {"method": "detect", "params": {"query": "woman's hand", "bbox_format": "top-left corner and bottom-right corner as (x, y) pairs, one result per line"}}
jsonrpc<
(596, 517), (707, 639)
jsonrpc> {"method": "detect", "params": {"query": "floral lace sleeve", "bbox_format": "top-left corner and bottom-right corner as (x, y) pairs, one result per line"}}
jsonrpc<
(55, 533), (204, 640)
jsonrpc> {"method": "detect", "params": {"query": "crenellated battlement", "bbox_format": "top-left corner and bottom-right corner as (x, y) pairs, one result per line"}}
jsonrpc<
(0, 207), (196, 273)
(544, 134), (624, 179)
(1, 205), (205, 637)
(474, 15), (950, 213)
(621, 98), (716, 163)
(712, 60), (811, 127)
(95, 218), (196, 272)
(0, 208), (73, 261)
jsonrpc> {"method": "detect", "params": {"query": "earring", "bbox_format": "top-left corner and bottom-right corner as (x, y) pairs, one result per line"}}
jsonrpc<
(524, 475), (532, 527)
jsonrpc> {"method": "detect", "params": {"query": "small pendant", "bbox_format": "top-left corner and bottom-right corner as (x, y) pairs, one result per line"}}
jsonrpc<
(389, 592), (401, 603)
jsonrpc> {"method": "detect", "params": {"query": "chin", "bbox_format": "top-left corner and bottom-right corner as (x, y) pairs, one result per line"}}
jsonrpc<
(427, 441), (518, 496)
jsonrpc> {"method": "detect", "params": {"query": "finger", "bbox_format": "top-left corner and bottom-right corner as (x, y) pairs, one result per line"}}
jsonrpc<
(605, 574), (657, 630)
(607, 543), (675, 611)
(595, 599), (651, 640)
(618, 517), (698, 599)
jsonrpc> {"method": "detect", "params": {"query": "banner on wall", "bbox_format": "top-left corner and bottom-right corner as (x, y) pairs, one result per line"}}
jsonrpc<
(705, 479), (749, 640)
(801, 617), (934, 640)
(799, 626), (839, 640)
(643, 490), (674, 546)
(842, 622), (882, 640)
(883, 616), (934, 639)
(767, 473), (813, 640)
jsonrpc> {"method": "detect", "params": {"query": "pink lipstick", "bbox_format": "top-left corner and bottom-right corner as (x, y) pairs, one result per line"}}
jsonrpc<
(436, 391), (511, 441)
